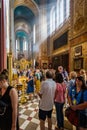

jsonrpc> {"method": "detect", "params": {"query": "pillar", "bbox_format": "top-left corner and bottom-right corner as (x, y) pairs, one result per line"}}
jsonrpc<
(8, 0), (14, 84)
(0, 3), (1, 71)
(0, 0), (6, 71)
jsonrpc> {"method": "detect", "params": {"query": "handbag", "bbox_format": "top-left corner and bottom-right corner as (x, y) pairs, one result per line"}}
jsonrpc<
(65, 107), (79, 126)
(0, 100), (8, 116)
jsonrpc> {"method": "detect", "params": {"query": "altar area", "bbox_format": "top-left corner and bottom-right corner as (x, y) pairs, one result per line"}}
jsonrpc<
(11, 58), (32, 103)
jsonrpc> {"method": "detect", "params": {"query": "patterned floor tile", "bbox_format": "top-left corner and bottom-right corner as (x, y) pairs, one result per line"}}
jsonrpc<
(19, 96), (70, 130)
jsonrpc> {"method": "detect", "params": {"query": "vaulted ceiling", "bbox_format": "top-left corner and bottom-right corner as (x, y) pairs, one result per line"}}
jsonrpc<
(14, 0), (54, 39)
(13, 0), (56, 60)
(34, 0), (40, 5)
(14, 0), (41, 41)
(14, 6), (35, 26)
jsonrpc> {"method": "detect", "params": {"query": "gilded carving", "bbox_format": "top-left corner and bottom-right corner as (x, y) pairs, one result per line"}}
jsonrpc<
(73, 0), (85, 34)
(74, 16), (85, 32)
(74, 0), (84, 22)
(24, 0), (29, 4)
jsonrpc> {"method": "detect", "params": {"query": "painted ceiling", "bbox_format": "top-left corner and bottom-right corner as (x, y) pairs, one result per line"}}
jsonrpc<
(34, 0), (40, 5)
(14, 0), (53, 42)
(14, 5), (35, 40)
(14, 6), (35, 26)
(16, 31), (29, 39)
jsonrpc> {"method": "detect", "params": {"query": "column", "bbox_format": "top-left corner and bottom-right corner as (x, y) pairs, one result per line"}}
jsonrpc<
(0, 2), (1, 71)
(8, 0), (14, 84)
(0, 0), (6, 71)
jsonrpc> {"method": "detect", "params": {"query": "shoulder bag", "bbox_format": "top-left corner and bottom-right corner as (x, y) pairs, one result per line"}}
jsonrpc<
(65, 107), (79, 126)
(65, 90), (85, 126)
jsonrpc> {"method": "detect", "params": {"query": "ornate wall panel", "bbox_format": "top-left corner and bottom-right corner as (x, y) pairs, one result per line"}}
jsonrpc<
(70, 0), (87, 39)
(69, 0), (87, 71)
(70, 42), (87, 71)
(85, 0), (87, 30)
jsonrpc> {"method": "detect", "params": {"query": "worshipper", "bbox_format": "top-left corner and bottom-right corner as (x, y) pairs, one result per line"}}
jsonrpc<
(57, 66), (69, 82)
(68, 76), (87, 130)
(56, 66), (69, 108)
(0, 73), (19, 130)
(67, 71), (77, 93)
(79, 69), (87, 85)
(38, 71), (56, 130)
(34, 69), (41, 93)
(54, 73), (66, 130)
(26, 75), (34, 100)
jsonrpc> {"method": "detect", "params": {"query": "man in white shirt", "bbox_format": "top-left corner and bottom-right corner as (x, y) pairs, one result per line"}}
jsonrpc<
(38, 71), (56, 130)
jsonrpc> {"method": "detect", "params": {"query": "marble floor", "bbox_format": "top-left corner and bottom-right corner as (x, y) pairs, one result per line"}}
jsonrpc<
(18, 96), (72, 130)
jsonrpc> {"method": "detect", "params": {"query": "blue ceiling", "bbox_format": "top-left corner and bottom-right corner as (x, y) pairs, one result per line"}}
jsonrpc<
(14, 0), (53, 44)
(14, 6), (35, 26)
(16, 31), (29, 39)
(34, 0), (40, 5)
(14, 0), (55, 52)
(34, 0), (55, 5)
(14, 6), (35, 40)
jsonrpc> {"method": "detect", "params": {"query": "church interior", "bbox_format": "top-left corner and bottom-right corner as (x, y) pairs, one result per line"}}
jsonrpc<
(0, 0), (87, 130)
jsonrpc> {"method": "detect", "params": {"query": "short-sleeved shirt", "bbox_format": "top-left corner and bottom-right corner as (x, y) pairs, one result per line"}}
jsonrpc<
(67, 79), (75, 92)
(69, 86), (82, 104)
(39, 79), (56, 111)
(54, 83), (66, 103)
(69, 86), (87, 115)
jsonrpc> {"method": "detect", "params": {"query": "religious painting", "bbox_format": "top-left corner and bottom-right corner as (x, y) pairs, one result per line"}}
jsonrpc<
(74, 46), (82, 57)
(74, 58), (83, 70)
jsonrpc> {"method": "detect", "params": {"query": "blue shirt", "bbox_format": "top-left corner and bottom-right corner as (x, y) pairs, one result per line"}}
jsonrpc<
(69, 86), (82, 105)
(69, 86), (87, 115)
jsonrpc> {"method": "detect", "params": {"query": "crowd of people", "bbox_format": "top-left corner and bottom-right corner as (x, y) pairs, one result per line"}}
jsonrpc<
(0, 66), (87, 130)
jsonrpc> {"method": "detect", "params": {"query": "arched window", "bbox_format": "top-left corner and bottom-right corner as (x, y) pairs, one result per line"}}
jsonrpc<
(16, 37), (20, 51)
(50, 6), (56, 35)
(59, 0), (64, 24)
(66, 0), (70, 18)
(56, 0), (59, 27)
(56, 0), (70, 28)
(33, 24), (36, 44)
(23, 38), (27, 51)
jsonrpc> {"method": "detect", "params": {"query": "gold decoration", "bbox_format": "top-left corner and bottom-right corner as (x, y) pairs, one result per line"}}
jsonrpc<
(13, 59), (31, 71)
(19, 77), (27, 104)
(8, 53), (13, 85)
(74, 16), (85, 32)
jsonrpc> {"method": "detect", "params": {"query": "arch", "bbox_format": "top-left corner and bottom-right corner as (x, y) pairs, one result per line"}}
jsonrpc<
(14, 0), (39, 16)
(15, 30), (29, 39)
(15, 21), (31, 34)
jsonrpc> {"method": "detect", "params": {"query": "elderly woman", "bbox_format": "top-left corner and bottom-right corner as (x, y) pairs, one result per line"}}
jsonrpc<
(68, 76), (87, 130)
(79, 69), (87, 85)
(67, 71), (77, 93)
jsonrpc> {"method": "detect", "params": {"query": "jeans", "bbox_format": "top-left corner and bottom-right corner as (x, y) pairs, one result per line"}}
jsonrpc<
(55, 102), (64, 128)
